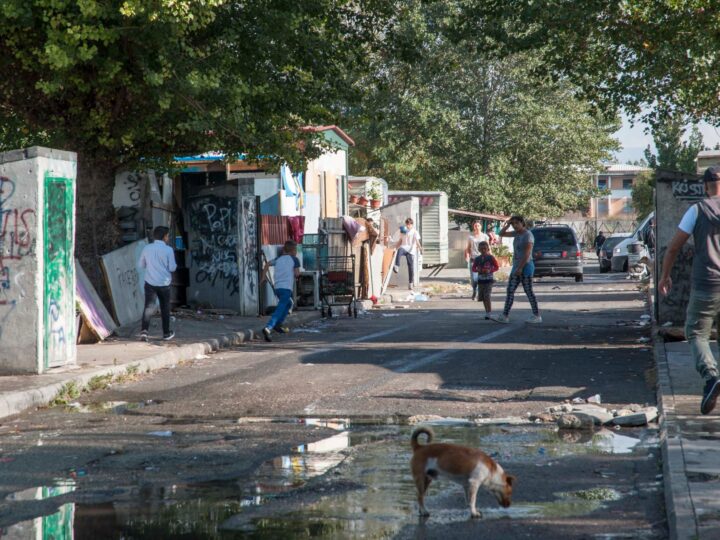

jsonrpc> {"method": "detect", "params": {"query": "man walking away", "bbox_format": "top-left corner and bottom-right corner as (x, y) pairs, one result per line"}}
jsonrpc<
(139, 226), (177, 341)
(491, 216), (542, 324)
(261, 240), (300, 342)
(659, 166), (720, 415)
(393, 217), (423, 290)
(594, 230), (606, 257)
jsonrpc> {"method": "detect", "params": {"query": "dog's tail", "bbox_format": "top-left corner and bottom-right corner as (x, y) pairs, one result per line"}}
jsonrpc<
(411, 426), (434, 450)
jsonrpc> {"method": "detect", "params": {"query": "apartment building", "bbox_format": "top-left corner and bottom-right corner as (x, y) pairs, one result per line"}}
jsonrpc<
(587, 164), (651, 219)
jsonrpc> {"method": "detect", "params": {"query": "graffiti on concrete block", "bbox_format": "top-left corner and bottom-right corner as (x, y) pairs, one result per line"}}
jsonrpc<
(0, 175), (36, 342)
(671, 180), (705, 201)
(238, 196), (259, 315)
(188, 195), (239, 297)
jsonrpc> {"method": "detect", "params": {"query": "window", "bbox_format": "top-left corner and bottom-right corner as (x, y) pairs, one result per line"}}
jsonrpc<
(596, 200), (609, 217)
(597, 178), (608, 189)
(533, 228), (577, 248)
(622, 178), (633, 189)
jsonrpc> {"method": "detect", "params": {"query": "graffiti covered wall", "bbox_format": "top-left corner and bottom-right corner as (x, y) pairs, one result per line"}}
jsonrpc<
(0, 147), (76, 373)
(186, 185), (241, 310)
(655, 172), (703, 325)
(238, 196), (259, 316)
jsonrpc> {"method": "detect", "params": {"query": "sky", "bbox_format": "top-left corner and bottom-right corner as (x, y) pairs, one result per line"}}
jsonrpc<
(613, 113), (720, 164)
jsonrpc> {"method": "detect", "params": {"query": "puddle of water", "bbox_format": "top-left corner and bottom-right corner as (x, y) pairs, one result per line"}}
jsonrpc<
(1, 423), (657, 539)
(64, 401), (151, 414)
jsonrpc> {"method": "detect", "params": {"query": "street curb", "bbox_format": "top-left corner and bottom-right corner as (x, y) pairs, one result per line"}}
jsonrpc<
(0, 310), (320, 421)
(646, 279), (698, 539)
(652, 330), (698, 540)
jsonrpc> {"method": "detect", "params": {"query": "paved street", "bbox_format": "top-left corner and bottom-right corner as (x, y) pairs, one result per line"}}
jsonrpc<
(0, 268), (667, 539)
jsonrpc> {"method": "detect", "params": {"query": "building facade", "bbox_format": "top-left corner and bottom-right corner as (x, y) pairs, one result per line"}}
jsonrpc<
(587, 164), (651, 219)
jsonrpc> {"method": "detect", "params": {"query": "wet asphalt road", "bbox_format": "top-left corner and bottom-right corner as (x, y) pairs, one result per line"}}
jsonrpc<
(0, 267), (667, 538)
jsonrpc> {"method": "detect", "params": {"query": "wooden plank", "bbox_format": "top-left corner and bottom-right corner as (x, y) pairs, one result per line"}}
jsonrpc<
(75, 259), (117, 340)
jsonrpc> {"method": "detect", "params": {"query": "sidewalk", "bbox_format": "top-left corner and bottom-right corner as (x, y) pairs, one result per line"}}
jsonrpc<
(0, 309), (320, 421)
(656, 338), (720, 539)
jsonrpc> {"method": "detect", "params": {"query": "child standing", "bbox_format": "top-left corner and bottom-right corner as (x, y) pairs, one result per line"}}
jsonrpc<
(261, 240), (301, 342)
(472, 241), (499, 319)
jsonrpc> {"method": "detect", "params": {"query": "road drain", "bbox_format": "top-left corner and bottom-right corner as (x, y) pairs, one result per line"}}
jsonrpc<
(1, 420), (659, 539)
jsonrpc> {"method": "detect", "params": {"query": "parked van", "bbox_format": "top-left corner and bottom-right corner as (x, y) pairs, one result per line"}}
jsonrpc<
(610, 212), (655, 272)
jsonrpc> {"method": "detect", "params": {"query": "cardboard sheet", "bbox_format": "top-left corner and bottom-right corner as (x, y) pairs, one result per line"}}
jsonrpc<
(75, 260), (117, 340)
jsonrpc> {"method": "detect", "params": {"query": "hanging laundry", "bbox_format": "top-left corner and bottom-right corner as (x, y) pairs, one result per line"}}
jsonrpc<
(287, 216), (305, 244)
(281, 164), (298, 196)
(262, 215), (290, 245)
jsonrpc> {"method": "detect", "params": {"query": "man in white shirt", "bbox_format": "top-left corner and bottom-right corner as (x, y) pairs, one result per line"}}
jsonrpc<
(138, 226), (177, 341)
(660, 166), (720, 414)
(393, 217), (423, 290)
(260, 240), (301, 342)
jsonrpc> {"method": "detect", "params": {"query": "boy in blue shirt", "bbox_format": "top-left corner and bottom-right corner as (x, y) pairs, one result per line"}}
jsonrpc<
(261, 240), (300, 341)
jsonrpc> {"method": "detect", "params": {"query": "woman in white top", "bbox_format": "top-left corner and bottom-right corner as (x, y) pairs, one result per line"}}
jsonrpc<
(465, 220), (489, 299)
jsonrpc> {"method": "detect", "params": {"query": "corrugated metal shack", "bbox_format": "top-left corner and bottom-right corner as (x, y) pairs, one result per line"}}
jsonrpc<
(387, 191), (449, 267)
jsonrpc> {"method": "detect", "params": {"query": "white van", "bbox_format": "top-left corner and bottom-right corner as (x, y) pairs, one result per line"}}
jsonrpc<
(610, 212), (655, 272)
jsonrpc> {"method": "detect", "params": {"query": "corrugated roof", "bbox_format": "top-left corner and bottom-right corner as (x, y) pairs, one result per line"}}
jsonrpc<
(604, 164), (652, 172)
(449, 208), (509, 221)
(302, 125), (355, 146)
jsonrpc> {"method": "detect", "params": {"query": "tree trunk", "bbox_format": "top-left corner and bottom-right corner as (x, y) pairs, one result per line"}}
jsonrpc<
(74, 156), (119, 307)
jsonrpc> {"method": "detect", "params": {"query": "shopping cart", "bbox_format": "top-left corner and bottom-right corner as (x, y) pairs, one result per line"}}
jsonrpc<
(319, 255), (358, 318)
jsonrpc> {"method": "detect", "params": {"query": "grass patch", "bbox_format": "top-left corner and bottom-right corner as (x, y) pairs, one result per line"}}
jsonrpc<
(87, 374), (113, 392)
(49, 381), (83, 406)
(567, 487), (622, 501)
(49, 364), (148, 408)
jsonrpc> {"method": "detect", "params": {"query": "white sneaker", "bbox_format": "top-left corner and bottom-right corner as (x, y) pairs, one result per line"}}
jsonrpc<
(491, 314), (509, 324)
(393, 265), (399, 274)
(526, 315), (543, 324)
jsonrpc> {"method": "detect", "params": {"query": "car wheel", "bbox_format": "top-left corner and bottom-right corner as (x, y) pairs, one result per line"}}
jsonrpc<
(575, 274), (584, 282)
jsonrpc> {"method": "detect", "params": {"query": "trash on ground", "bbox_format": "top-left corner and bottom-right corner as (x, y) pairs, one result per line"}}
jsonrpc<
(587, 394), (602, 404)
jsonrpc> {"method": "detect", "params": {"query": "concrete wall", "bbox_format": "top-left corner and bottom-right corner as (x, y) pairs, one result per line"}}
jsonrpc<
(0, 147), (77, 373)
(655, 171), (703, 325)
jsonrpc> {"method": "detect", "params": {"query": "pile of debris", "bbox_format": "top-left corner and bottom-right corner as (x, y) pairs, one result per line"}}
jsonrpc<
(529, 394), (658, 430)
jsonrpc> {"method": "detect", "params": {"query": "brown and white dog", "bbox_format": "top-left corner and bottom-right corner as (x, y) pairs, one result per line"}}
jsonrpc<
(410, 426), (515, 518)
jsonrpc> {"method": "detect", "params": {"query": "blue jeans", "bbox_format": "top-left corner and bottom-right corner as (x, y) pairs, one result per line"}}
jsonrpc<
(267, 288), (293, 330)
(685, 289), (720, 380)
(395, 248), (415, 285)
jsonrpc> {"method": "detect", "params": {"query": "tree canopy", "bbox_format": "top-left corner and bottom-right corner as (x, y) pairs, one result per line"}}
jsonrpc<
(460, 1), (720, 126)
(0, 0), (387, 168)
(347, 1), (619, 218)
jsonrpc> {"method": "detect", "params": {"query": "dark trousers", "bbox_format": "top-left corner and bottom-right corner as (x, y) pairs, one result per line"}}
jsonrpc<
(142, 282), (171, 335)
(395, 248), (415, 285)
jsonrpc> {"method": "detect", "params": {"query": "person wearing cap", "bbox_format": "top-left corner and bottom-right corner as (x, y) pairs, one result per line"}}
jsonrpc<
(660, 166), (720, 415)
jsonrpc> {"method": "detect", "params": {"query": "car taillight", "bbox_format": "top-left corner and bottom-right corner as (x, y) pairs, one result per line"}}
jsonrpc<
(561, 251), (567, 258)
(576, 250), (582, 258)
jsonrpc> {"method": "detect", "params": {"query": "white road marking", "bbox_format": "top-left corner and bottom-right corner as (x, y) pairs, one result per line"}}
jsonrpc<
(395, 324), (518, 373)
(304, 323), (520, 413)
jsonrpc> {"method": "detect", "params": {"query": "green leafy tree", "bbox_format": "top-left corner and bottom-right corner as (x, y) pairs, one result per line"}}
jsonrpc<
(631, 170), (655, 221)
(348, 1), (618, 218)
(643, 118), (704, 173)
(0, 0), (388, 282)
(460, 1), (720, 126)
